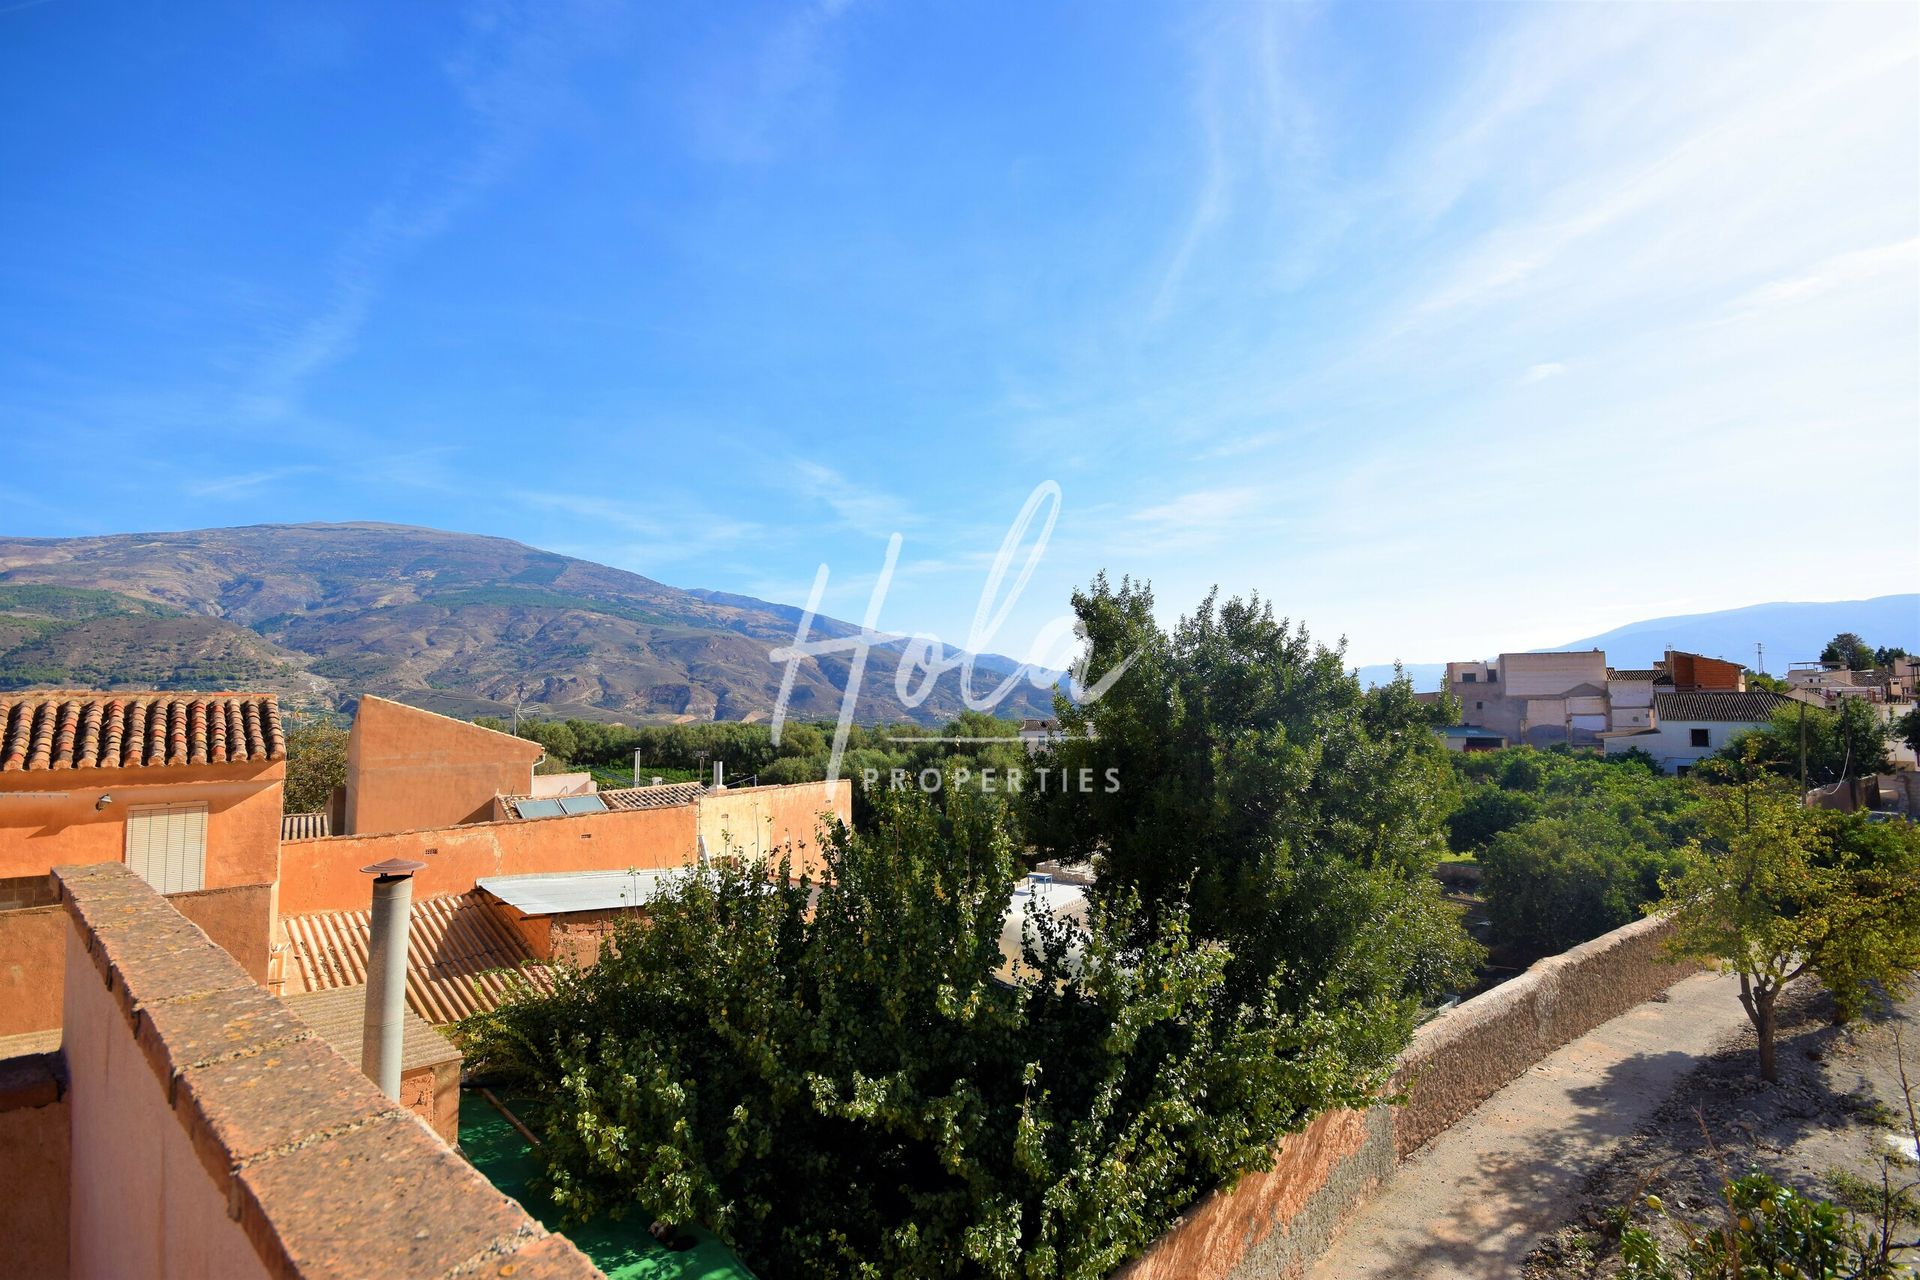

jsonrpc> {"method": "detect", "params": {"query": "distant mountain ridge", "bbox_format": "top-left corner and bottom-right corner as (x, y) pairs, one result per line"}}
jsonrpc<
(1354, 594), (1920, 691)
(0, 523), (1059, 725)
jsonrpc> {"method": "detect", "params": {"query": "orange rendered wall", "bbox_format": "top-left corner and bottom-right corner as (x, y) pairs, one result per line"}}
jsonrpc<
(0, 882), (274, 1038)
(0, 905), (65, 1037)
(345, 696), (544, 836)
(279, 802), (700, 915)
(0, 766), (284, 887)
(697, 779), (851, 876)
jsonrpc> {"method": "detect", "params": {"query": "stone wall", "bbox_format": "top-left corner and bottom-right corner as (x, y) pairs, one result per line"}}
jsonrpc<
(1122, 915), (1696, 1280)
(1390, 916), (1691, 1157)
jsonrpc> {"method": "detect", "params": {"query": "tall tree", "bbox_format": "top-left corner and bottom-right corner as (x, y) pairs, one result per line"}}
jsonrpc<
(1657, 782), (1835, 1081)
(1029, 577), (1478, 1078)
(1820, 632), (1875, 671)
(1722, 698), (1893, 787)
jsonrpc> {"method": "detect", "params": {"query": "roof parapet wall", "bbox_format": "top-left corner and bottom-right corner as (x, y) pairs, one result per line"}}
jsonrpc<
(53, 861), (599, 1280)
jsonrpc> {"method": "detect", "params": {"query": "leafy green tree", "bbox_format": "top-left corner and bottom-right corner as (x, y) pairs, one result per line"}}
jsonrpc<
(1447, 785), (1541, 853)
(1657, 783), (1842, 1080)
(282, 718), (347, 814)
(1871, 645), (1907, 667)
(1722, 699), (1893, 788)
(1821, 632), (1875, 671)
(1480, 816), (1683, 955)
(1030, 577), (1479, 1084)
(1805, 810), (1920, 1025)
(465, 791), (1382, 1279)
(1897, 704), (1920, 758)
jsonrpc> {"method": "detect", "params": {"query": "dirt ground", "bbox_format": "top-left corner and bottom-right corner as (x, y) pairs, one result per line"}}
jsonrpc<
(1525, 984), (1920, 1277)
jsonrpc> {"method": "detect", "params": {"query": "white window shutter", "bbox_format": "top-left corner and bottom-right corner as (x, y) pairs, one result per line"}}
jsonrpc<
(125, 803), (208, 894)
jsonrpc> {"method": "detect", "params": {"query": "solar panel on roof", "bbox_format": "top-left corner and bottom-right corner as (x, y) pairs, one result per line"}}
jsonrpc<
(516, 798), (566, 818)
(558, 794), (609, 815)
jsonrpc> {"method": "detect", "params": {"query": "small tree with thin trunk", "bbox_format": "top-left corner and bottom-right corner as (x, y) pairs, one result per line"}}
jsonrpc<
(1654, 781), (1836, 1082)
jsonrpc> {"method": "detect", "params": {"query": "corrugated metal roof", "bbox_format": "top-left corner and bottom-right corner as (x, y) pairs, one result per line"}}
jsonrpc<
(281, 811), (331, 840)
(281, 891), (546, 1025)
(281, 985), (461, 1073)
(1654, 691), (1792, 723)
(478, 867), (679, 916)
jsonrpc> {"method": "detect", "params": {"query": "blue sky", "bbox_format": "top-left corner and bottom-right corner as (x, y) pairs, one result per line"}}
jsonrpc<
(2, 1), (1916, 669)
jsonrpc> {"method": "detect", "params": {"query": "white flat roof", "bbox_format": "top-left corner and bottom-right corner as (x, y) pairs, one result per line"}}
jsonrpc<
(476, 868), (679, 915)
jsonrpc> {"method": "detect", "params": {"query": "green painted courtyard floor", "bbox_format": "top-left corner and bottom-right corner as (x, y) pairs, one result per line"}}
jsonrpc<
(458, 1092), (757, 1280)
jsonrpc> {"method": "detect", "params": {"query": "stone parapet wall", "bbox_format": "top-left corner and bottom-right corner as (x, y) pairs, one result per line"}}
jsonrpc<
(1122, 914), (1698, 1280)
(1391, 916), (1693, 1157)
(51, 861), (602, 1280)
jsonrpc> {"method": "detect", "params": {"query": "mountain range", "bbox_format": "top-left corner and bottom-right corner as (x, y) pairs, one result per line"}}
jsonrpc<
(3, 523), (1911, 724)
(1352, 594), (1920, 692)
(0, 523), (1058, 725)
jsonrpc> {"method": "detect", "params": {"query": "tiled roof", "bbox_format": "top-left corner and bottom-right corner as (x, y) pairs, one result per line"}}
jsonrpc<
(0, 691), (284, 772)
(499, 780), (704, 819)
(1609, 669), (1658, 681)
(282, 811), (331, 840)
(1654, 691), (1792, 723)
(281, 890), (546, 1025)
(601, 781), (706, 811)
(282, 985), (460, 1074)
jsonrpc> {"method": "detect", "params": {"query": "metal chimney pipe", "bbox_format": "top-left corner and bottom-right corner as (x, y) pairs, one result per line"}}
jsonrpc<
(712, 760), (724, 790)
(359, 858), (425, 1099)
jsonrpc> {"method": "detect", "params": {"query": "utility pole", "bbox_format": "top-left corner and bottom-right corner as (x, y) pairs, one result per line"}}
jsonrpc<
(1756, 642), (1764, 677)
(1798, 695), (1808, 793)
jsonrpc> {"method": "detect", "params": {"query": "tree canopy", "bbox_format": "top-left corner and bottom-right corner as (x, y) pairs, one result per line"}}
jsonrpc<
(1654, 781), (1920, 1079)
(1718, 699), (1893, 787)
(465, 792), (1388, 1279)
(1028, 576), (1479, 1072)
(282, 717), (347, 815)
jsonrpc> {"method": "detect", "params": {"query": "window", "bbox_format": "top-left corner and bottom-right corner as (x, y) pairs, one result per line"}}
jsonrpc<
(1462, 673), (1477, 683)
(1475, 701), (1484, 710)
(1689, 728), (1711, 748)
(125, 803), (207, 894)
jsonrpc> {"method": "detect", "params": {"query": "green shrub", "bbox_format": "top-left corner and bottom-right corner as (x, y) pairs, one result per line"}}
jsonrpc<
(1622, 1173), (1908, 1279)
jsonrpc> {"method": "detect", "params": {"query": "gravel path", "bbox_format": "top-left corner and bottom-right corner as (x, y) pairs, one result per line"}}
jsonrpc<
(1306, 970), (1750, 1280)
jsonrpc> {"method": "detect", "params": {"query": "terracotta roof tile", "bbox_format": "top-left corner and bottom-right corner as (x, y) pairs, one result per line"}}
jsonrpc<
(501, 780), (705, 818)
(1654, 691), (1792, 723)
(0, 691), (285, 772)
(281, 812), (332, 840)
(281, 891), (547, 1025)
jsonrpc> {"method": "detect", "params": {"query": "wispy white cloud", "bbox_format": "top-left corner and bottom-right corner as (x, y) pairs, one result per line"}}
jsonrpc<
(679, 0), (858, 164)
(238, 2), (613, 423)
(514, 489), (765, 567)
(788, 459), (921, 538)
(186, 465), (319, 498)
(1520, 362), (1566, 385)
